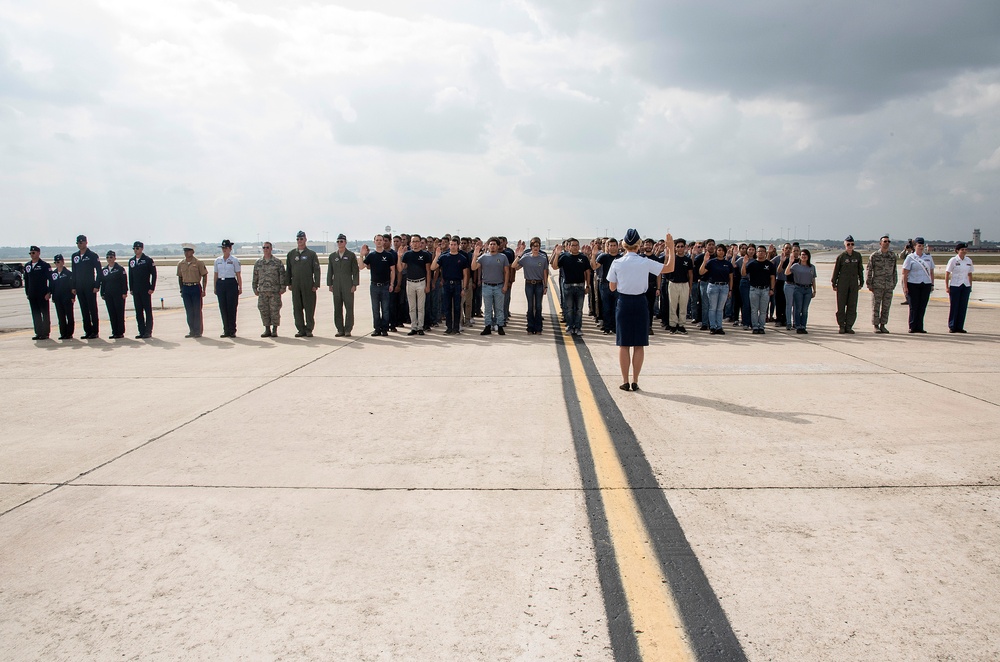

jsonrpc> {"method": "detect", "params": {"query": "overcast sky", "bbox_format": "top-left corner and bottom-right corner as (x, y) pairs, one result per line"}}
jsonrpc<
(3, 0), (1000, 246)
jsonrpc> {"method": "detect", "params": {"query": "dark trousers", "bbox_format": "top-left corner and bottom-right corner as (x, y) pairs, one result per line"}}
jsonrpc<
(645, 287), (656, 328)
(563, 283), (585, 331)
(740, 278), (751, 327)
(105, 294), (126, 337)
(948, 285), (971, 332)
(835, 283), (860, 330)
(181, 284), (203, 336)
(78, 288), (99, 336)
(658, 277), (670, 325)
(390, 288), (404, 327)
(774, 281), (787, 325)
(292, 287), (317, 333)
(443, 280), (463, 331)
(54, 296), (74, 338)
(28, 295), (50, 338)
(689, 280), (702, 323)
(907, 282), (932, 332)
(600, 281), (618, 331)
(216, 279), (239, 336)
(371, 283), (390, 331)
(525, 282), (544, 332)
(133, 290), (153, 337)
(729, 279), (741, 322)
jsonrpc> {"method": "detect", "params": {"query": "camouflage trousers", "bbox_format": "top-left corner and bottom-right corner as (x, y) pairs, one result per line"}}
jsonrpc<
(871, 287), (892, 326)
(258, 291), (282, 326)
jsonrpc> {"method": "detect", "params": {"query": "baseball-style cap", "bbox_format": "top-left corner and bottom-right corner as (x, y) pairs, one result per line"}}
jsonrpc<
(133, 241), (144, 249)
(54, 254), (64, 262)
(29, 245), (40, 253)
(106, 250), (116, 258)
(845, 235), (855, 242)
(182, 243), (195, 251)
(296, 231), (306, 239)
(220, 239), (234, 248)
(76, 235), (87, 243)
(915, 236), (926, 244)
(337, 233), (347, 241)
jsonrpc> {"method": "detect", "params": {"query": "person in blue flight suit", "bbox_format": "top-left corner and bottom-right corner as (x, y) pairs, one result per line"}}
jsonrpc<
(71, 234), (102, 339)
(100, 250), (129, 339)
(24, 245), (51, 340)
(50, 254), (76, 340)
(129, 241), (157, 339)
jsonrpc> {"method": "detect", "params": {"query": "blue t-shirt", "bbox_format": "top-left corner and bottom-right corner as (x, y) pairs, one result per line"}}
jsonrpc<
(437, 252), (470, 281)
(596, 252), (621, 284)
(704, 258), (733, 284)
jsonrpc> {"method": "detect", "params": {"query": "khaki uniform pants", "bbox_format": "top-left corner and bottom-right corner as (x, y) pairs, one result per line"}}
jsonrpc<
(667, 281), (690, 328)
(406, 279), (426, 330)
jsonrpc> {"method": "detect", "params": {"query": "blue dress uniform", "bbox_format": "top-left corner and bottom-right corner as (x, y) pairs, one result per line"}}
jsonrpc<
(50, 256), (76, 339)
(71, 235), (102, 338)
(99, 251), (129, 338)
(214, 240), (242, 337)
(24, 247), (51, 340)
(128, 242), (157, 338)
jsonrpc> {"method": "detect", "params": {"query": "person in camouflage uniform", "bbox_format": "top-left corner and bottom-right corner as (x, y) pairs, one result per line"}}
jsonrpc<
(253, 241), (286, 337)
(866, 234), (898, 334)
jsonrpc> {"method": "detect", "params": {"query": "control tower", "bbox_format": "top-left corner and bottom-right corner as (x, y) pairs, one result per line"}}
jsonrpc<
(973, 228), (982, 248)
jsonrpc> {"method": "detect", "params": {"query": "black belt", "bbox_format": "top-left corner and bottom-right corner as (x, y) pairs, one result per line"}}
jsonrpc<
(182, 282), (200, 286)
(525, 279), (542, 284)
(408, 278), (425, 282)
(484, 282), (503, 286)
(218, 277), (236, 281)
(445, 279), (462, 284)
(708, 280), (729, 284)
(750, 285), (769, 289)
(372, 282), (389, 287)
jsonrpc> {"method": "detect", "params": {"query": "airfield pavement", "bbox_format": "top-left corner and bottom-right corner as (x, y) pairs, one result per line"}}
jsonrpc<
(1, 262), (998, 661)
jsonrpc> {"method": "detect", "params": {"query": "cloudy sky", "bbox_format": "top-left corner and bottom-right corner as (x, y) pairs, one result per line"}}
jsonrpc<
(3, 0), (1000, 246)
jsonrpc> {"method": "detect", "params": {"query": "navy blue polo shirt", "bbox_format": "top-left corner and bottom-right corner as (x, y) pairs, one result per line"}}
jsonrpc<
(745, 259), (775, 288)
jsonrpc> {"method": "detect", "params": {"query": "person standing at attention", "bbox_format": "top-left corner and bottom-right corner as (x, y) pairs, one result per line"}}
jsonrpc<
(327, 233), (359, 337)
(286, 231), (321, 338)
(945, 243), (974, 334)
(831, 235), (864, 334)
(607, 229), (675, 391)
(214, 239), (242, 338)
(901, 236), (934, 333)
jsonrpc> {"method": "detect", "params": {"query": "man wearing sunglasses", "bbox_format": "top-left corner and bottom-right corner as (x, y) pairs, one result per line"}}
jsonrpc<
(327, 233), (359, 337)
(71, 234), (102, 339)
(24, 246), (51, 340)
(831, 234), (864, 334)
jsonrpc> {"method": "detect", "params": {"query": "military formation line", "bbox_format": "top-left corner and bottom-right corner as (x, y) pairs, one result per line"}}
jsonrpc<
(19, 231), (977, 342)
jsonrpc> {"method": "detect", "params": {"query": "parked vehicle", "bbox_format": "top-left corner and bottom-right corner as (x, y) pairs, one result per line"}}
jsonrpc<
(1, 263), (23, 288)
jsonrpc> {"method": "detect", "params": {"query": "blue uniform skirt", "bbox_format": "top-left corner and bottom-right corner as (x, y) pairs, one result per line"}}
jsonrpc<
(616, 293), (649, 347)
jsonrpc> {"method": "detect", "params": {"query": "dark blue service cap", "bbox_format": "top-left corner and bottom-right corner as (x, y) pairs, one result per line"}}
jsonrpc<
(220, 239), (234, 248)
(76, 234), (87, 243)
(29, 245), (40, 253)
(845, 235), (855, 242)
(623, 228), (641, 245)
(296, 231), (306, 239)
(133, 241), (143, 249)
(54, 254), (64, 261)
(915, 236), (925, 244)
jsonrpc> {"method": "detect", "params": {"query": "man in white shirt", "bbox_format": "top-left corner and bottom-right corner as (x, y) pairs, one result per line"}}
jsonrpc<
(945, 242), (974, 333)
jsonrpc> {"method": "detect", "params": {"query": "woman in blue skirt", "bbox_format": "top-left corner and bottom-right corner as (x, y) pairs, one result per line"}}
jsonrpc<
(607, 229), (675, 391)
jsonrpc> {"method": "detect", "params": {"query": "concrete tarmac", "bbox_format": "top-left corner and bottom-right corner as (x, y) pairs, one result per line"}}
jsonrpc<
(1, 269), (999, 661)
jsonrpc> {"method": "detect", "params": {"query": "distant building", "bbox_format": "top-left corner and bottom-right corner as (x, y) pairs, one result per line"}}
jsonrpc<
(973, 228), (981, 248)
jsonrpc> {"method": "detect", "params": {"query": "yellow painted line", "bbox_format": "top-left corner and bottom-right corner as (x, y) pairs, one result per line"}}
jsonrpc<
(549, 278), (694, 662)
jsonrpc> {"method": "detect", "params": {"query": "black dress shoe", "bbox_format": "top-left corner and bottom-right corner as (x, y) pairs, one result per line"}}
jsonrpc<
(295, 331), (306, 337)
(31, 335), (40, 340)
(407, 329), (419, 336)
(480, 327), (491, 335)
(261, 330), (272, 338)
(417, 330), (424, 336)
(631, 382), (639, 391)
(371, 330), (381, 337)
(497, 326), (505, 335)
(305, 332), (313, 337)
(220, 334), (229, 338)
(335, 332), (345, 337)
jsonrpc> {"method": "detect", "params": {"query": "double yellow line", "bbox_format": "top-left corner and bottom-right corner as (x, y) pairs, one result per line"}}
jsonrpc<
(550, 280), (695, 662)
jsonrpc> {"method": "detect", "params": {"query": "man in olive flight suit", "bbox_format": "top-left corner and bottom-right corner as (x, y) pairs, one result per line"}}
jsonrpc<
(286, 230), (321, 337)
(831, 234), (865, 334)
(327, 233), (360, 337)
